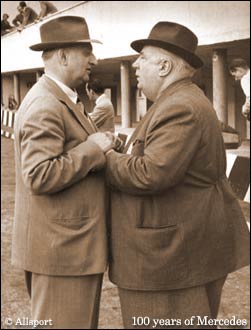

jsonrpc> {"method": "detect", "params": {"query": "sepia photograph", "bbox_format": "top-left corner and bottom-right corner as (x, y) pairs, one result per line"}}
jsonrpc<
(1, 1), (250, 329)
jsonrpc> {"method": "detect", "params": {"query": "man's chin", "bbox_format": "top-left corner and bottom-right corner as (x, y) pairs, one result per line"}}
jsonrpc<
(79, 75), (90, 85)
(84, 74), (91, 82)
(137, 82), (142, 89)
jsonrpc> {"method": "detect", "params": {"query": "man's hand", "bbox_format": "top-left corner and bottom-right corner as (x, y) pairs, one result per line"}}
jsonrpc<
(242, 99), (250, 121)
(87, 132), (115, 153)
(104, 132), (124, 152)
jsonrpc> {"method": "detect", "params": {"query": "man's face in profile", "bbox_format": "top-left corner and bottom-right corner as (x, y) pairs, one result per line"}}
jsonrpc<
(230, 67), (247, 81)
(66, 44), (98, 88)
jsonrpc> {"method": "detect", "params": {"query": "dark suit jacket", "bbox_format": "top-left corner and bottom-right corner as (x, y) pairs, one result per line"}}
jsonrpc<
(22, 6), (38, 25)
(12, 14), (23, 27)
(106, 78), (250, 290)
(90, 94), (115, 132)
(12, 75), (108, 276)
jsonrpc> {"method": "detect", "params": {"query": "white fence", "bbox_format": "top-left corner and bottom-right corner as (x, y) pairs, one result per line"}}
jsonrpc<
(1, 108), (16, 139)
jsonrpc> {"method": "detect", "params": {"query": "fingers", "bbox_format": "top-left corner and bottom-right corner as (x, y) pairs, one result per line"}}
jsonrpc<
(88, 132), (125, 153)
(104, 132), (124, 151)
(87, 132), (115, 153)
(104, 131), (115, 142)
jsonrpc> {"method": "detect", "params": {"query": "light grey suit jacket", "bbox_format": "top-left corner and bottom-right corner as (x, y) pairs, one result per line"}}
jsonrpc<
(12, 75), (108, 276)
(90, 94), (115, 132)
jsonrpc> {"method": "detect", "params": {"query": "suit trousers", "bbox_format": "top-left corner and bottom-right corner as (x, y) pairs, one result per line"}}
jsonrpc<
(25, 271), (103, 329)
(118, 276), (227, 329)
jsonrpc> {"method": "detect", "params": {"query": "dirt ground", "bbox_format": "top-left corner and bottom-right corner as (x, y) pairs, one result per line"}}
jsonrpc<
(1, 137), (250, 329)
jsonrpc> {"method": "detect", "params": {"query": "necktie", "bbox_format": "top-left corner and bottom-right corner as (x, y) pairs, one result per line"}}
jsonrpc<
(76, 98), (97, 131)
(76, 97), (87, 114)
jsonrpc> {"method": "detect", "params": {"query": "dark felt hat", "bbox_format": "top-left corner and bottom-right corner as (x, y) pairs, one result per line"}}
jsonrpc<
(131, 21), (203, 69)
(30, 16), (101, 51)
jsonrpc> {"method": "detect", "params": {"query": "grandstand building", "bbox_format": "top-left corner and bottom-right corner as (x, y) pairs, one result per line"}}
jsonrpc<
(1, 1), (250, 139)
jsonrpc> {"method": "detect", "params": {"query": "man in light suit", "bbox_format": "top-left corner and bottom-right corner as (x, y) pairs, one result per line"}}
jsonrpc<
(87, 78), (115, 133)
(229, 58), (250, 121)
(93, 22), (250, 328)
(12, 16), (115, 329)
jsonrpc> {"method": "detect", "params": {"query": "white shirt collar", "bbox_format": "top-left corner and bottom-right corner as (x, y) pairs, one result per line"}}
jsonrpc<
(45, 74), (78, 104)
(95, 93), (106, 105)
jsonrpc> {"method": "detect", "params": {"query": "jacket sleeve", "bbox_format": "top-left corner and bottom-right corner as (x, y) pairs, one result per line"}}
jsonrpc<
(38, 2), (47, 18)
(106, 105), (201, 195)
(22, 7), (31, 25)
(89, 104), (111, 128)
(20, 97), (106, 194)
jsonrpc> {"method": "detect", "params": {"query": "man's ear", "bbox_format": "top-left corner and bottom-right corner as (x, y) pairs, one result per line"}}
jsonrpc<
(58, 49), (68, 66)
(159, 59), (172, 77)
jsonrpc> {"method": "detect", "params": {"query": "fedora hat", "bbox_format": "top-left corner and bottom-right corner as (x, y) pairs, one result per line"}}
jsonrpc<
(131, 21), (203, 69)
(30, 16), (101, 51)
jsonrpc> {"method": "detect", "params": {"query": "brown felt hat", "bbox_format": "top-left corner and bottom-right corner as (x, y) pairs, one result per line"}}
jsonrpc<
(131, 21), (203, 69)
(30, 16), (101, 51)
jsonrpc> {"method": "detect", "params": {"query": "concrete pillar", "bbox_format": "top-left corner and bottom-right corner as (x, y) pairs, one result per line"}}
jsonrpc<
(116, 81), (121, 116)
(120, 61), (131, 128)
(212, 49), (228, 124)
(13, 73), (20, 105)
(227, 78), (236, 128)
(1, 76), (3, 105)
(246, 121), (250, 140)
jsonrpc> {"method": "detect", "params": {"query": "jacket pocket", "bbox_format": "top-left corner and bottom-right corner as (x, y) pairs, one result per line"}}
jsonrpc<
(136, 194), (181, 229)
(138, 222), (188, 283)
(51, 216), (89, 230)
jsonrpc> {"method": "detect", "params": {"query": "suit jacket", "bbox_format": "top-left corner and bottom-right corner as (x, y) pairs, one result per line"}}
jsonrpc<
(89, 94), (115, 132)
(12, 75), (108, 276)
(12, 14), (23, 27)
(39, 1), (58, 18)
(106, 78), (250, 290)
(22, 6), (38, 25)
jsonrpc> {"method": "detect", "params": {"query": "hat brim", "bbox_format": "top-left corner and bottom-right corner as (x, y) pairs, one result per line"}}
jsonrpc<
(131, 39), (203, 69)
(30, 39), (102, 51)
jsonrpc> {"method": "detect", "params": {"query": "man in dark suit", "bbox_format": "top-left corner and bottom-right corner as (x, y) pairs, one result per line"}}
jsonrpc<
(93, 22), (250, 328)
(12, 16), (114, 329)
(18, 1), (38, 26)
(87, 78), (115, 132)
(12, 6), (23, 27)
(1, 13), (14, 35)
(229, 58), (250, 121)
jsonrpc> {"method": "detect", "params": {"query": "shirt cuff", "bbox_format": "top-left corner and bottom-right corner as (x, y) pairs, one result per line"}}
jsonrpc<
(105, 149), (115, 156)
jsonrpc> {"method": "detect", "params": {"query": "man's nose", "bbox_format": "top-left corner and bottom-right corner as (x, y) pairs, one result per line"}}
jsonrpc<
(90, 53), (98, 66)
(132, 57), (140, 69)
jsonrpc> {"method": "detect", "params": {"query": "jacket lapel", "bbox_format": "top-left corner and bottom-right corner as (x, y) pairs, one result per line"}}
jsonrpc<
(123, 78), (193, 153)
(123, 103), (156, 153)
(41, 76), (96, 135)
(74, 100), (98, 134)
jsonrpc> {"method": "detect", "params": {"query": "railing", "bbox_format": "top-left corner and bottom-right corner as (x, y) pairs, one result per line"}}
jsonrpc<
(1, 1), (87, 39)
(1, 108), (17, 139)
